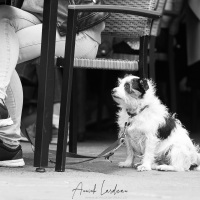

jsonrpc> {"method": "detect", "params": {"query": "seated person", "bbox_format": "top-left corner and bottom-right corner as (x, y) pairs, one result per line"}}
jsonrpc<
(0, 0), (109, 167)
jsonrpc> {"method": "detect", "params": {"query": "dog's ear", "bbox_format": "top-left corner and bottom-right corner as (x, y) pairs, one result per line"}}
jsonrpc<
(131, 78), (140, 92)
(139, 78), (149, 91)
(130, 78), (149, 96)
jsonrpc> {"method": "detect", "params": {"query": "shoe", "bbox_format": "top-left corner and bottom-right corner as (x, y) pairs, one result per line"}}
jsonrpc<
(0, 140), (25, 167)
(0, 101), (13, 127)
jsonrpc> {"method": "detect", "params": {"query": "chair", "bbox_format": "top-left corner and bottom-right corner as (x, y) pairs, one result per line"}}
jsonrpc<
(52, 0), (167, 171)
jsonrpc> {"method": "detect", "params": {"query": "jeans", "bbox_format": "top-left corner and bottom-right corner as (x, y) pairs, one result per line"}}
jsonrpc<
(0, 5), (100, 146)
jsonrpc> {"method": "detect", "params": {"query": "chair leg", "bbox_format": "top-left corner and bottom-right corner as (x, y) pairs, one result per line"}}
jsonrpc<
(34, 0), (58, 170)
(55, 9), (78, 172)
(69, 70), (78, 153)
(139, 36), (149, 78)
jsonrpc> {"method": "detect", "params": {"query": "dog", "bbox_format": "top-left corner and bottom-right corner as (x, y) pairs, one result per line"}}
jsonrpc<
(112, 75), (200, 171)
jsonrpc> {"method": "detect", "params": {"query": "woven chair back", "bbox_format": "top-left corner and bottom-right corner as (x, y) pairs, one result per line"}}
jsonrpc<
(103, 0), (166, 38)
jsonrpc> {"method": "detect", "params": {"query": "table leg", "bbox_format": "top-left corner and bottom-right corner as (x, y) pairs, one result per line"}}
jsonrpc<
(55, 9), (78, 172)
(34, 0), (58, 170)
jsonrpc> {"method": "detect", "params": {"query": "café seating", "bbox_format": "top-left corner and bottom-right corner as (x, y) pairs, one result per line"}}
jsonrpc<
(10, 0), (167, 171)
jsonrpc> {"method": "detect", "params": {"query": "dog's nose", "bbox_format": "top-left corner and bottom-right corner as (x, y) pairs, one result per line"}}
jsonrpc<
(111, 88), (116, 95)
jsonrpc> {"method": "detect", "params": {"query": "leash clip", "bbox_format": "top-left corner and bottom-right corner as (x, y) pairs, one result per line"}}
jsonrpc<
(119, 121), (130, 139)
(105, 152), (114, 162)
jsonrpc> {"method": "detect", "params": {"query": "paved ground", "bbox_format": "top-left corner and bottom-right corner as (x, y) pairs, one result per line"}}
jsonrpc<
(1, 134), (200, 200)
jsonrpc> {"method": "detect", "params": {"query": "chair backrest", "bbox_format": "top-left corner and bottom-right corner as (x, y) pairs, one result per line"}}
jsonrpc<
(103, 0), (167, 38)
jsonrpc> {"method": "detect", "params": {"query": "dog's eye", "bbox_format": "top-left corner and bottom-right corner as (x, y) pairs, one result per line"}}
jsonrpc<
(124, 82), (131, 93)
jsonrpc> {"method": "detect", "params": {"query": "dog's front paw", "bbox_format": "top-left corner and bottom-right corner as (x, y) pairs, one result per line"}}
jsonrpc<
(118, 161), (133, 168)
(137, 164), (151, 171)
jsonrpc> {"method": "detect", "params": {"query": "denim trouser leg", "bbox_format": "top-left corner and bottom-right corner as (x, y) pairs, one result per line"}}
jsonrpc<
(0, 70), (23, 146)
(0, 18), (19, 99)
(0, 6), (99, 145)
(0, 6), (41, 145)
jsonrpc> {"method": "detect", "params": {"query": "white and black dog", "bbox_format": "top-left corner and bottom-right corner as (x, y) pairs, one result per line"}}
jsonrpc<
(112, 75), (200, 172)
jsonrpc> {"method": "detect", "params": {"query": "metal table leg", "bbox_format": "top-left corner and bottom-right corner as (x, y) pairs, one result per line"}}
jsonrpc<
(34, 0), (58, 171)
(55, 9), (78, 172)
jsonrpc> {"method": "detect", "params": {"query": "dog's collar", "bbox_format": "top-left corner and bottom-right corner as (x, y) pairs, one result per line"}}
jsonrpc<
(126, 105), (149, 118)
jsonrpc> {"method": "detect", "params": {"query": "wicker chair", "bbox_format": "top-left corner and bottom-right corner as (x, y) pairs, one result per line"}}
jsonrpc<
(52, 0), (167, 171)
(60, 0), (166, 77)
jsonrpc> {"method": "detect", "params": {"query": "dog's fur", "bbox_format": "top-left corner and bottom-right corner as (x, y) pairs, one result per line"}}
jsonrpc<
(112, 75), (200, 171)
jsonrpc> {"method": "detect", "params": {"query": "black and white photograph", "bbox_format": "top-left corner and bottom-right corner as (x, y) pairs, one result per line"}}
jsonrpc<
(0, 0), (200, 200)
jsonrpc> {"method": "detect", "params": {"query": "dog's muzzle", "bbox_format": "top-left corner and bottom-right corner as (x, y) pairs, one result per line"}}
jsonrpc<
(111, 88), (120, 99)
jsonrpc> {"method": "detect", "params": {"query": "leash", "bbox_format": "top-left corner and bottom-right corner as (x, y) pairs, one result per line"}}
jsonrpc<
(23, 123), (129, 165)
(49, 122), (130, 164)
(49, 136), (125, 165)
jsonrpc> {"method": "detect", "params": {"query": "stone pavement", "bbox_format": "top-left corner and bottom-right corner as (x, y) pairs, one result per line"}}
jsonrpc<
(1, 136), (200, 200)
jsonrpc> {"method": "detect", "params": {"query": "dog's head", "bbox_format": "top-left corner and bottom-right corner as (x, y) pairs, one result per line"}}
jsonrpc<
(112, 75), (151, 107)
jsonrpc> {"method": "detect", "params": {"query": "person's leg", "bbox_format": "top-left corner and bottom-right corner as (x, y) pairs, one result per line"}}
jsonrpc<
(0, 5), (41, 165)
(55, 31), (99, 59)
(0, 18), (19, 127)
(0, 70), (25, 167)
(0, 5), (41, 127)
(0, 70), (23, 145)
(18, 26), (99, 63)
(0, 5), (41, 94)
